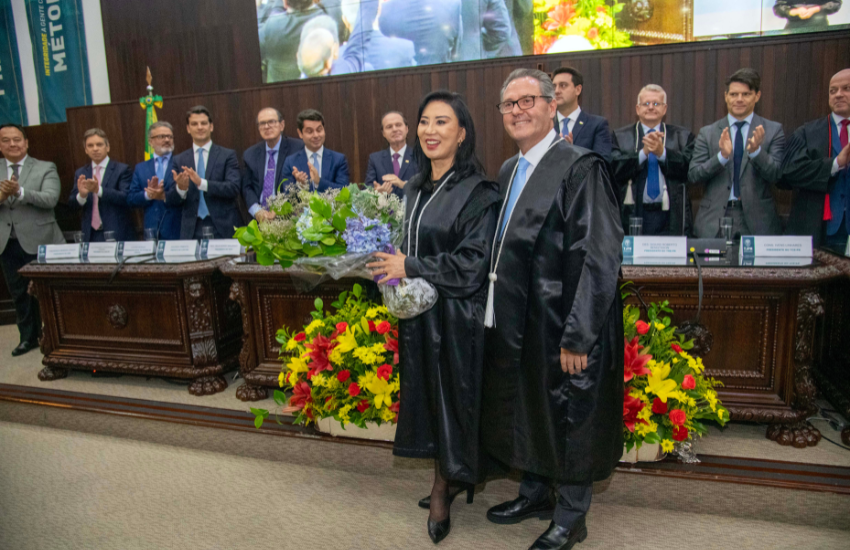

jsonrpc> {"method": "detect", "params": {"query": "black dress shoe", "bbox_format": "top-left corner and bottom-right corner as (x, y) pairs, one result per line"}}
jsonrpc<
(11, 341), (38, 357)
(487, 495), (555, 525)
(427, 516), (451, 544)
(418, 484), (474, 509)
(528, 518), (588, 550)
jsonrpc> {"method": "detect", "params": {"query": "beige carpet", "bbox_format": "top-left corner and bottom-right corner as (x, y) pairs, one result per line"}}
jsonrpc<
(0, 402), (848, 550)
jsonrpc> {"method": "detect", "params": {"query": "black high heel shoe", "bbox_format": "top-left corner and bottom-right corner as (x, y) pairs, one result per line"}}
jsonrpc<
(418, 484), (474, 509)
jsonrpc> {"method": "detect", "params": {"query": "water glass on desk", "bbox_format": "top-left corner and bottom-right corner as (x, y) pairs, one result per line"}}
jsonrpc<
(72, 231), (83, 244)
(629, 217), (643, 236)
(144, 228), (157, 242)
(201, 227), (215, 240)
(720, 217), (733, 243)
(104, 231), (116, 242)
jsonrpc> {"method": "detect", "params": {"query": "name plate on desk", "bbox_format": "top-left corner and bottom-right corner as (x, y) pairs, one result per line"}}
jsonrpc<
(622, 236), (687, 258)
(740, 236), (812, 258)
(38, 244), (81, 262)
(81, 242), (118, 262)
(623, 257), (689, 266)
(117, 241), (156, 259)
(156, 240), (198, 260)
(199, 239), (242, 259)
(740, 256), (813, 267)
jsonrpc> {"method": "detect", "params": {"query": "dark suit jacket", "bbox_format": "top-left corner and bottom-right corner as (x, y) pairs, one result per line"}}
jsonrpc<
(779, 116), (844, 246)
(68, 161), (134, 242)
(127, 156), (182, 240)
(165, 144), (242, 240)
(365, 31), (416, 71)
(379, 0), (461, 65)
(261, 5), (332, 82)
(364, 146), (418, 198)
(281, 147), (350, 192)
(554, 110), (613, 163)
(459, 0), (513, 61)
(242, 136), (304, 210)
(611, 122), (695, 236)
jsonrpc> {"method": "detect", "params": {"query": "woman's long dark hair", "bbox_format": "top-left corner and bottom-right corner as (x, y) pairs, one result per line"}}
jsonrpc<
(409, 91), (484, 192)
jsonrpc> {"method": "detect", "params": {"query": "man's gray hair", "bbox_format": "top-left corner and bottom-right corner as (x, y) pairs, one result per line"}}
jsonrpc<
(637, 84), (667, 105)
(148, 121), (173, 138)
(83, 127), (108, 145)
(500, 69), (555, 102)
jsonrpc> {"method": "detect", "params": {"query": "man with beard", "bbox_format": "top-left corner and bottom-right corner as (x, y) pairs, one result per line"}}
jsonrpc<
(128, 121), (182, 240)
(482, 68), (624, 550)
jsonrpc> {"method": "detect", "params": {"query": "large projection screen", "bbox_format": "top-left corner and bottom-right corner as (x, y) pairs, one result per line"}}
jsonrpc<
(256, 0), (850, 84)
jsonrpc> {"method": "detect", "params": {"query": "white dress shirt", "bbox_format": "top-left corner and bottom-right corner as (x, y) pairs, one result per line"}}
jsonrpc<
(519, 129), (558, 183)
(390, 143), (407, 162)
(5, 155), (27, 202)
(556, 106), (582, 137)
(176, 142), (212, 198)
(832, 112), (848, 176)
(639, 124), (667, 204)
(77, 157), (109, 205)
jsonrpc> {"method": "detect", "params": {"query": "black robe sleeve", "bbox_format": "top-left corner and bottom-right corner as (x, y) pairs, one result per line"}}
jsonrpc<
(778, 125), (835, 192)
(559, 157), (624, 354)
(662, 130), (695, 181)
(404, 184), (500, 299)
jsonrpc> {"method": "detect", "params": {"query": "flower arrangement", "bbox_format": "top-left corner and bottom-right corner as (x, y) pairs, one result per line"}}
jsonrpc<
(622, 294), (729, 454)
(533, 0), (632, 54)
(251, 283), (400, 429)
(234, 184), (403, 269)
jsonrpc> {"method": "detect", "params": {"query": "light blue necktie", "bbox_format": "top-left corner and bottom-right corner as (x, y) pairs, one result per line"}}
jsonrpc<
(155, 157), (165, 181)
(561, 117), (570, 136)
(197, 148), (209, 219)
(499, 157), (531, 238)
(310, 152), (320, 191)
(646, 129), (660, 201)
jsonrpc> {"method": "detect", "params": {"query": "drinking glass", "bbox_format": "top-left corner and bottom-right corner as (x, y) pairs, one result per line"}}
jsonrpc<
(720, 217), (733, 243)
(201, 227), (215, 240)
(144, 228), (157, 241)
(629, 217), (643, 236)
(72, 231), (83, 243)
(104, 231), (116, 242)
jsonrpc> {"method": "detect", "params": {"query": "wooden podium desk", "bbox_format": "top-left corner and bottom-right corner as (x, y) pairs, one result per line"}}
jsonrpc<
(20, 257), (242, 396)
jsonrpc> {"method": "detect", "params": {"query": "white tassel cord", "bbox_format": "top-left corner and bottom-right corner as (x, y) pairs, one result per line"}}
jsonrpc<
(484, 272), (497, 328)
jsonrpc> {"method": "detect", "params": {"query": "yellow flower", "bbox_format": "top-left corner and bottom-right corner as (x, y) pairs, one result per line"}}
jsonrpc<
(287, 356), (310, 374)
(380, 407), (395, 422)
(328, 347), (344, 365)
(335, 325), (358, 353)
(366, 306), (389, 319)
(311, 374), (327, 387)
(645, 362), (678, 403)
(305, 319), (324, 335)
(637, 407), (652, 421)
(285, 338), (298, 351)
(654, 322), (665, 331)
(278, 371), (285, 388)
(339, 404), (353, 424)
(661, 440), (675, 453)
(635, 420), (658, 437)
(364, 376), (393, 409)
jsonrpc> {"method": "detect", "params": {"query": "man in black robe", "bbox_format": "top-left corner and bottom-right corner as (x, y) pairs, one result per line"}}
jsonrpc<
(481, 69), (624, 550)
(779, 68), (850, 249)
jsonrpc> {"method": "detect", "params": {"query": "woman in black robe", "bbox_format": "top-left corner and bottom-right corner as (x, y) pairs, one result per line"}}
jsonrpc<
(368, 91), (501, 544)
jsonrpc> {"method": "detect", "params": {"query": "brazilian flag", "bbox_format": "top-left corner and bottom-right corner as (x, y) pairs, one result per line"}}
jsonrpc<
(139, 69), (163, 161)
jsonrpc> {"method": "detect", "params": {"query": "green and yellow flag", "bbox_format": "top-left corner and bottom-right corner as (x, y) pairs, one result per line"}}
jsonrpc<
(139, 67), (163, 161)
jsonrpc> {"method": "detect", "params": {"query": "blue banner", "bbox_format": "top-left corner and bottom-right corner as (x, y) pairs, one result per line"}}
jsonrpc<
(25, 0), (90, 123)
(0, 0), (27, 125)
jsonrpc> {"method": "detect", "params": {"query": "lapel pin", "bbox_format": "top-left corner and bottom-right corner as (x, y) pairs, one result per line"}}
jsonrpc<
(579, 121), (584, 125)
(405, 160), (409, 163)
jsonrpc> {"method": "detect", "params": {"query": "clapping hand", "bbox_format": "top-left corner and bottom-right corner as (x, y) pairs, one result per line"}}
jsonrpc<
(719, 127), (733, 159)
(642, 132), (664, 157)
(307, 162), (320, 185)
(746, 125), (765, 154)
(182, 167), (203, 187)
(146, 176), (165, 201)
(373, 180), (394, 194)
(172, 169), (191, 191)
(789, 5), (821, 19)
(0, 179), (15, 201)
(560, 348), (588, 375)
(255, 210), (276, 222)
(292, 166), (310, 189)
(77, 174), (90, 198)
(563, 131), (574, 144)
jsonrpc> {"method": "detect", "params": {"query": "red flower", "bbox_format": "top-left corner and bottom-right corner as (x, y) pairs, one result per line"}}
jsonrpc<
(533, 34), (557, 55)
(671, 343), (683, 354)
(305, 407), (315, 420)
(367, 320), (376, 332)
(682, 374), (696, 390)
(294, 332), (306, 342)
(651, 397), (668, 414)
(384, 335), (399, 365)
(348, 383), (361, 397)
(336, 322), (348, 333)
(376, 364), (393, 381)
(624, 336), (652, 382)
(596, 5), (607, 12)
(635, 320), (649, 335)
(389, 400), (400, 422)
(623, 389), (648, 433)
(669, 409), (687, 426)
(337, 370), (351, 383)
(304, 334), (337, 377)
(356, 400), (371, 413)
(587, 28), (598, 40)
(672, 425), (689, 441)
(376, 321), (392, 335)
(543, 2), (576, 30)
(287, 381), (312, 411)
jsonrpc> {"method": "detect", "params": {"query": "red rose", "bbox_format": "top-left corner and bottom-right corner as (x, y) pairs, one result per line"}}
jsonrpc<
(376, 321), (392, 335)
(376, 364), (393, 381)
(671, 343), (683, 354)
(367, 320), (376, 332)
(356, 400), (370, 413)
(635, 321), (649, 335)
(336, 322), (348, 333)
(337, 370), (351, 383)
(669, 409), (687, 426)
(682, 374), (696, 390)
(651, 397), (668, 414)
(294, 332), (306, 342)
(348, 383), (361, 397)
(587, 28), (599, 40)
(672, 425), (689, 441)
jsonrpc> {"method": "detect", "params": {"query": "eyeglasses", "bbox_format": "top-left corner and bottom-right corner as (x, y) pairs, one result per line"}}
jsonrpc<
(150, 134), (173, 141)
(638, 102), (666, 108)
(258, 120), (280, 128)
(496, 95), (552, 114)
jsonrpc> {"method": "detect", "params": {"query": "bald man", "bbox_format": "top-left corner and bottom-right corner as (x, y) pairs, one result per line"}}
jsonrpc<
(779, 68), (850, 248)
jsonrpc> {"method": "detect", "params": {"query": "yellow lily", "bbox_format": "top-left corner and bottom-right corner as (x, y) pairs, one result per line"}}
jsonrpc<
(287, 356), (310, 374)
(645, 362), (678, 403)
(365, 376), (393, 409)
(335, 325), (358, 353)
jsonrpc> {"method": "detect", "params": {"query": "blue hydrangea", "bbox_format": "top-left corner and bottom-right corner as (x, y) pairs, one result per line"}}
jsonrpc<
(343, 215), (392, 254)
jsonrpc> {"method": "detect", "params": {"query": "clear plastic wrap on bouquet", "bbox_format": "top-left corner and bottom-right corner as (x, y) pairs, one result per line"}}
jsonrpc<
(285, 251), (384, 293)
(379, 277), (439, 319)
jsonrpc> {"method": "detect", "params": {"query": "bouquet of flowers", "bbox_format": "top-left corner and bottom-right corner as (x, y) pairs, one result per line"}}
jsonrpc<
(622, 294), (729, 454)
(533, 0), (632, 54)
(234, 185), (404, 282)
(251, 283), (400, 429)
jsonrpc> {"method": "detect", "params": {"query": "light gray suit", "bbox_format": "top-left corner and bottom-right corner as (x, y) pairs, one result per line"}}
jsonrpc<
(0, 157), (65, 254)
(688, 114), (785, 238)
